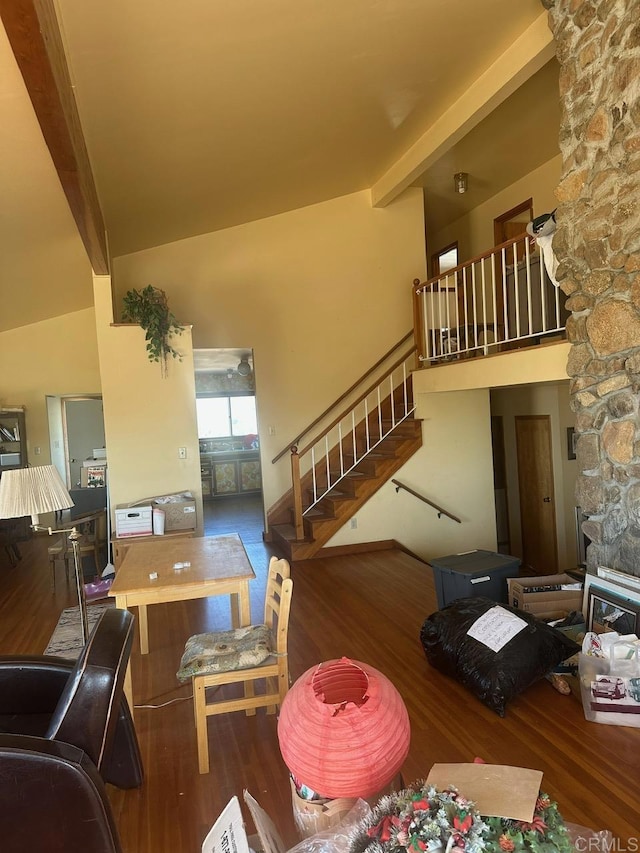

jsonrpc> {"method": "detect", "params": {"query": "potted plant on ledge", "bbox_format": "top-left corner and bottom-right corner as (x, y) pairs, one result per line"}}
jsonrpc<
(122, 285), (183, 377)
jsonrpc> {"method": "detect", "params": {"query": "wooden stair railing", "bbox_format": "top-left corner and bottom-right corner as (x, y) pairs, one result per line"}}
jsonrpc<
(284, 342), (418, 540)
(413, 232), (567, 365)
(272, 330), (415, 465)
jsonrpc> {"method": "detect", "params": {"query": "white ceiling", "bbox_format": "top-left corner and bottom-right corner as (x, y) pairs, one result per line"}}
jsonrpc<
(0, 0), (558, 333)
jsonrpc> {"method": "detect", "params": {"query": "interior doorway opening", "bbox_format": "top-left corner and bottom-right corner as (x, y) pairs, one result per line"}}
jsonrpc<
(193, 348), (266, 544)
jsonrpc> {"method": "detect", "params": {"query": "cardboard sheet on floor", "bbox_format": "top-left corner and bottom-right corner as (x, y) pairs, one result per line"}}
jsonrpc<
(425, 763), (542, 822)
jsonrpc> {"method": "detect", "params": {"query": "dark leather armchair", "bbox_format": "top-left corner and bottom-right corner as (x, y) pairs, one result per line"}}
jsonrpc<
(0, 608), (143, 852)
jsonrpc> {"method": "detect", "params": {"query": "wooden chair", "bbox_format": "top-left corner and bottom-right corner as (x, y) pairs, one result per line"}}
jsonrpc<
(184, 556), (293, 774)
(48, 510), (107, 589)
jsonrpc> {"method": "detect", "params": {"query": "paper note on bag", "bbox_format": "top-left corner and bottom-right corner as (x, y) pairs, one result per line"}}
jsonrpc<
(202, 796), (251, 853)
(466, 606), (527, 652)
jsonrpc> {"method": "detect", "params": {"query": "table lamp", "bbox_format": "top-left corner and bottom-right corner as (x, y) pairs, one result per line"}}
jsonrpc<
(0, 465), (89, 644)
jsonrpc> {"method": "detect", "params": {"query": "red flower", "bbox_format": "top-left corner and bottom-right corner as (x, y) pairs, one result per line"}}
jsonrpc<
(517, 814), (547, 834)
(498, 835), (516, 852)
(453, 811), (473, 833)
(367, 815), (400, 842)
(412, 799), (430, 811)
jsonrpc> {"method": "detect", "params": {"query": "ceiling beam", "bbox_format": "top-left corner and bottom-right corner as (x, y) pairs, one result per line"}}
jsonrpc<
(0, 0), (109, 273)
(371, 11), (555, 209)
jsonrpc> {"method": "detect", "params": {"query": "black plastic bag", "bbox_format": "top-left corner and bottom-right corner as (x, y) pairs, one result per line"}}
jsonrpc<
(420, 597), (579, 716)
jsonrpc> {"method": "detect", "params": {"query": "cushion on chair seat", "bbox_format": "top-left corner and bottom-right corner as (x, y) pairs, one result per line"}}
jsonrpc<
(177, 624), (273, 682)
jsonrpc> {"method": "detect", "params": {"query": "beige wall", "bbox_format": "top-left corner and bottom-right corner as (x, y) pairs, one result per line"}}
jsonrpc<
(491, 382), (576, 571)
(327, 389), (498, 561)
(428, 154), (561, 263)
(93, 276), (203, 533)
(0, 308), (102, 467)
(112, 188), (427, 511)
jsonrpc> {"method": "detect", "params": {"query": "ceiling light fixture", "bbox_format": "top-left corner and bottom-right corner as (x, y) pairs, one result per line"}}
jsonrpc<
(454, 172), (468, 194)
(237, 355), (252, 376)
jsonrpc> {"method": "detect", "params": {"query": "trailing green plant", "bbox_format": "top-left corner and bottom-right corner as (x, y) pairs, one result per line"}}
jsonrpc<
(122, 285), (183, 376)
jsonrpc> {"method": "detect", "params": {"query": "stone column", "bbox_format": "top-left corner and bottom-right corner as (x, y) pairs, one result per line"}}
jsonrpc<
(543, 0), (640, 575)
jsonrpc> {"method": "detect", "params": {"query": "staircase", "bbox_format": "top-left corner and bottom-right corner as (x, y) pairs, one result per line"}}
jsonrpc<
(268, 377), (422, 561)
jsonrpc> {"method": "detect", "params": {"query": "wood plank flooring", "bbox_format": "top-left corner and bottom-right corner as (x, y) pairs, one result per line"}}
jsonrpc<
(2, 522), (640, 851)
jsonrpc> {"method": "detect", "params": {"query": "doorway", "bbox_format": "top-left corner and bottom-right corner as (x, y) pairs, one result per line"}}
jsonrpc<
(193, 348), (266, 546)
(47, 395), (105, 489)
(515, 414), (558, 575)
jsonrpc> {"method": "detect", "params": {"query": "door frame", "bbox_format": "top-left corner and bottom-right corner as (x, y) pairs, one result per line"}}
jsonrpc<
(515, 413), (558, 574)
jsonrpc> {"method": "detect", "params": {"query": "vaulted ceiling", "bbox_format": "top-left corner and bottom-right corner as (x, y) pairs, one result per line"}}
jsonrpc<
(0, 0), (558, 333)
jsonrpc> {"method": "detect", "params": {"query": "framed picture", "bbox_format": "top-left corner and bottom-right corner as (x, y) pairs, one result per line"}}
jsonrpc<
(567, 427), (577, 460)
(587, 584), (640, 635)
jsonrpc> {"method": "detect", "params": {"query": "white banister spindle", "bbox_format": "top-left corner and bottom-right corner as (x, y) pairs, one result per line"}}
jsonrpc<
(389, 374), (395, 426)
(524, 237), (533, 337)
(311, 447), (317, 503)
(480, 260), (488, 354)
(364, 398), (370, 452)
(402, 362), (408, 415)
(501, 247), (509, 341)
(490, 254), (498, 347)
(510, 242), (518, 338)
(324, 435), (330, 490)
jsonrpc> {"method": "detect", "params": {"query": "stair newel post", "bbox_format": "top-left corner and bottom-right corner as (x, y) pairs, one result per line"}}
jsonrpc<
(290, 445), (304, 540)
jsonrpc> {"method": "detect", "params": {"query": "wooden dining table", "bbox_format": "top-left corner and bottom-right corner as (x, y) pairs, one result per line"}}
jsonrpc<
(108, 533), (255, 715)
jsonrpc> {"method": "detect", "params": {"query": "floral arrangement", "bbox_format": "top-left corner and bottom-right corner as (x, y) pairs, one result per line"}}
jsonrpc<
(349, 782), (572, 853)
(482, 793), (572, 853)
(349, 784), (487, 853)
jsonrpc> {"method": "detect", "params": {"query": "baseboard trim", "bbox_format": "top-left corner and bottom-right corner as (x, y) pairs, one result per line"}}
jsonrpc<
(391, 540), (430, 565)
(311, 540), (396, 559)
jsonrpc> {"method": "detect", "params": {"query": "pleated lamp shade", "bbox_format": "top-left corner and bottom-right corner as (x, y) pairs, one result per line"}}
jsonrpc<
(0, 465), (73, 525)
(277, 657), (410, 799)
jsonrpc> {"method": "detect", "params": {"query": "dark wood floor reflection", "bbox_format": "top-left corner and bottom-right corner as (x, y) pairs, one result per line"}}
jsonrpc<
(1, 518), (639, 851)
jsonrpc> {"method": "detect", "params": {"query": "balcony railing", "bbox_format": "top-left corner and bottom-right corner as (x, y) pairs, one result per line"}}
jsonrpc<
(413, 233), (568, 365)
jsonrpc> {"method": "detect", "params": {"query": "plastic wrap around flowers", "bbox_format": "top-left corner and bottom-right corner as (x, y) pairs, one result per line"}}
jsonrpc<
(348, 783), (572, 853)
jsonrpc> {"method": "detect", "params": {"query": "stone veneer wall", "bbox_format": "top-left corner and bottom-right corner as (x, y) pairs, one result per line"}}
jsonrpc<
(543, 0), (640, 575)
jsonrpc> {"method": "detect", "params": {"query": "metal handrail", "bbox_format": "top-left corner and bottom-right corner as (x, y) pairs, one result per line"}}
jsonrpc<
(392, 479), (461, 523)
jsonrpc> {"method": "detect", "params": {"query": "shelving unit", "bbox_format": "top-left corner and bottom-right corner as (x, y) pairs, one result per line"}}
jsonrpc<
(0, 407), (30, 560)
(0, 408), (27, 474)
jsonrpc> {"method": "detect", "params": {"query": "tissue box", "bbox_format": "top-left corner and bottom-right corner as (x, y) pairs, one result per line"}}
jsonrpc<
(129, 492), (197, 531)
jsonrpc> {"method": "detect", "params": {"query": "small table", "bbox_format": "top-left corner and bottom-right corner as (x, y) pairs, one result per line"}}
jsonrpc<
(109, 534), (255, 713)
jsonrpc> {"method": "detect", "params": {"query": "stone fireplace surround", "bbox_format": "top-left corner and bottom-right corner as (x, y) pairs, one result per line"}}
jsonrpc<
(543, 0), (640, 576)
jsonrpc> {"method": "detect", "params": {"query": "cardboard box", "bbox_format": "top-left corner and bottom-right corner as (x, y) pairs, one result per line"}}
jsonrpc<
(202, 793), (285, 853)
(130, 492), (197, 531)
(115, 506), (153, 538)
(158, 498), (196, 531)
(289, 778), (358, 840)
(507, 573), (583, 621)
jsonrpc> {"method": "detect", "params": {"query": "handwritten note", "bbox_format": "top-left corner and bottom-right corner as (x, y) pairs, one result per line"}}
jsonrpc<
(467, 605), (527, 652)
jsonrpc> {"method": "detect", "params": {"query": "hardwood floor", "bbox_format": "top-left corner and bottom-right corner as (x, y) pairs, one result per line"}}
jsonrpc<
(2, 523), (640, 851)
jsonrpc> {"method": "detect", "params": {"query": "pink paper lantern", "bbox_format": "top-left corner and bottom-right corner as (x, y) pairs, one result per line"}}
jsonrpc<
(277, 657), (410, 799)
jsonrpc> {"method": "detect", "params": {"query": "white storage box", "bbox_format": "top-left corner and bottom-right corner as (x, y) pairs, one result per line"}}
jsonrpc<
(115, 506), (153, 538)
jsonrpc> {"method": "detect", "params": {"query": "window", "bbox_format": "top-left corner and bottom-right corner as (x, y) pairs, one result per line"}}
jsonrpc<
(196, 396), (257, 438)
